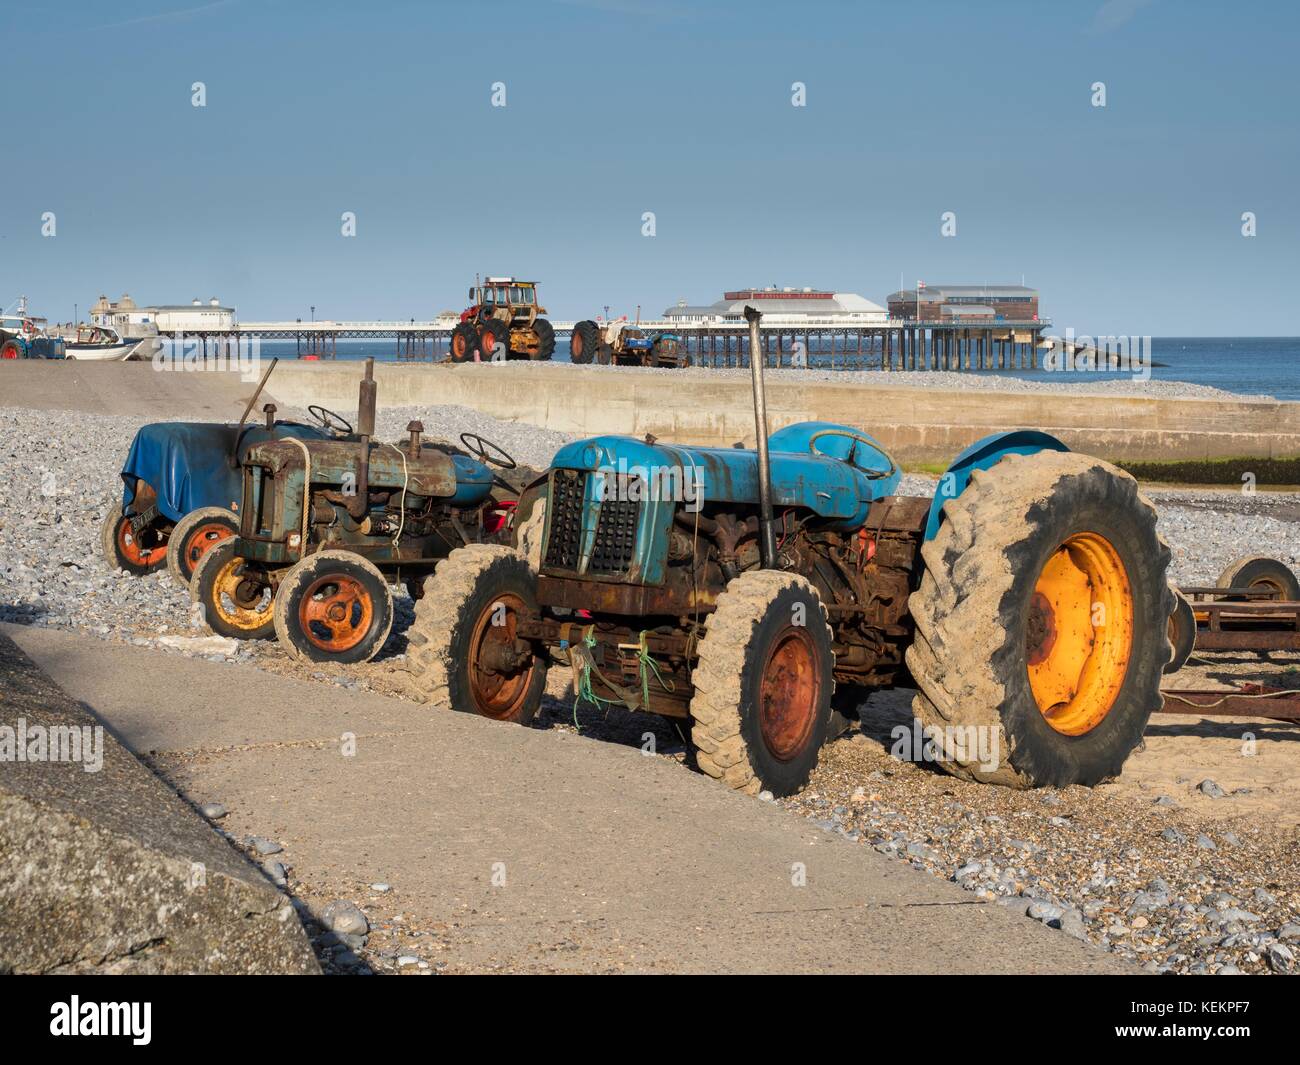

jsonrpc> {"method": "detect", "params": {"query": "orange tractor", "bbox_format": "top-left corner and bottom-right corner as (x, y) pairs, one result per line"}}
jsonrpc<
(449, 277), (555, 363)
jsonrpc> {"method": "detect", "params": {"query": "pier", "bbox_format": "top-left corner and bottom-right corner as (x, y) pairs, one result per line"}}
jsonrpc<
(166, 318), (1050, 369)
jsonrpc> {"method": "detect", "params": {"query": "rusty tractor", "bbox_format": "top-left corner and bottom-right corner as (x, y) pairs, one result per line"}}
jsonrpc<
(192, 359), (534, 664)
(570, 320), (686, 368)
(407, 306), (1175, 798)
(448, 277), (555, 363)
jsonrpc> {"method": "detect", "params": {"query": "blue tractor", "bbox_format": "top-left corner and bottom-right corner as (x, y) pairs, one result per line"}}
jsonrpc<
(101, 359), (335, 583)
(0, 314), (65, 359)
(407, 308), (1173, 796)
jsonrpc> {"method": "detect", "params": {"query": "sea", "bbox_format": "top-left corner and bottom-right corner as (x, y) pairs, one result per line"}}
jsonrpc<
(253, 336), (1300, 402)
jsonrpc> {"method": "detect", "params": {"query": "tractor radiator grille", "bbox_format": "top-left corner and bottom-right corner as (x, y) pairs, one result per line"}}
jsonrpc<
(543, 469), (585, 571)
(589, 482), (640, 577)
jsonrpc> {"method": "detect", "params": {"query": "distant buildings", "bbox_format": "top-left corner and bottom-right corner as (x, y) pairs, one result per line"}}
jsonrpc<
(885, 284), (1039, 322)
(90, 294), (236, 336)
(663, 287), (888, 325)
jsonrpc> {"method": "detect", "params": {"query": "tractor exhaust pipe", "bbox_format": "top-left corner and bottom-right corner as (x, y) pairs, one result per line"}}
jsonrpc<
(745, 305), (778, 568)
(348, 357), (377, 520)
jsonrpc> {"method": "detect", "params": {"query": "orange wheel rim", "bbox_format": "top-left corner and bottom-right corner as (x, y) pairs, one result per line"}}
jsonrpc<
(758, 627), (820, 761)
(298, 574), (373, 653)
(1026, 532), (1133, 736)
(117, 518), (161, 566)
(469, 593), (533, 719)
(183, 522), (233, 573)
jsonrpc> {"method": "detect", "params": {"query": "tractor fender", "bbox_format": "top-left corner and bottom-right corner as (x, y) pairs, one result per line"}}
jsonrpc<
(923, 430), (1070, 542)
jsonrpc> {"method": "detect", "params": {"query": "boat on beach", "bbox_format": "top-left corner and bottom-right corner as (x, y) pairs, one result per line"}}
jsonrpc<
(62, 324), (141, 361)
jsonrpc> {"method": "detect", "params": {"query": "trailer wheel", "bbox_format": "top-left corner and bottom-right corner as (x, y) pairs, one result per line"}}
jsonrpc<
(449, 322), (479, 363)
(1216, 555), (1300, 602)
(570, 321), (599, 364)
(165, 507), (238, 585)
(907, 451), (1172, 788)
(532, 318), (556, 361)
(273, 550), (394, 664)
(405, 545), (547, 723)
(1166, 589), (1196, 674)
(100, 507), (168, 575)
(690, 571), (834, 797)
(191, 539), (276, 640)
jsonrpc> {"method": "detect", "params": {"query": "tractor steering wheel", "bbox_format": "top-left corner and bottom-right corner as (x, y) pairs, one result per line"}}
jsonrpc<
(806, 428), (896, 479)
(460, 432), (517, 470)
(308, 405), (353, 436)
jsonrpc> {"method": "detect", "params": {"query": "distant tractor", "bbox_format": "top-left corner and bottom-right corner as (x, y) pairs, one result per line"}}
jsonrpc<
(449, 277), (555, 363)
(0, 314), (64, 359)
(409, 306), (1174, 798)
(570, 320), (686, 368)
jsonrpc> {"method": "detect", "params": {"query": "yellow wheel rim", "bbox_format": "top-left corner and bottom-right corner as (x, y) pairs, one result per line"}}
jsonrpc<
(1025, 532), (1133, 736)
(209, 556), (273, 632)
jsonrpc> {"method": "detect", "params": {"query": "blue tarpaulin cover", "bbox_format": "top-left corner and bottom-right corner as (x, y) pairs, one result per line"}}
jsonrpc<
(120, 422), (327, 523)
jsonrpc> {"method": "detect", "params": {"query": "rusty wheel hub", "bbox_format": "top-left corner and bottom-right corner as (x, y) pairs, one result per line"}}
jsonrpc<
(758, 627), (820, 762)
(299, 574), (372, 653)
(469, 594), (535, 719)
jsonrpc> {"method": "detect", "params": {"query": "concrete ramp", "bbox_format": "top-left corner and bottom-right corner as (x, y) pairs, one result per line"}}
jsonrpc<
(0, 361), (262, 419)
(6, 624), (1127, 974)
(0, 632), (319, 974)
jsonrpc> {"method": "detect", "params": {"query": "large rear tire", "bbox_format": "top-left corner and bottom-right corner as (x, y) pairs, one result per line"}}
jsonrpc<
(689, 570), (834, 797)
(532, 318), (556, 361)
(570, 321), (599, 365)
(166, 506), (238, 585)
(405, 545), (548, 724)
(273, 550), (394, 664)
(906, 451), (1172, 788)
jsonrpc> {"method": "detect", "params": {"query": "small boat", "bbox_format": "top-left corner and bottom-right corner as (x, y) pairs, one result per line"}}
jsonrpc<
(62, 324), (141, 361)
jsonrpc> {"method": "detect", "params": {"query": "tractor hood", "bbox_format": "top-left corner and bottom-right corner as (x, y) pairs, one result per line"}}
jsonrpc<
(549, 421), (899, 527)
(121, 420), (329, 523)
(243, 438), (494, 506)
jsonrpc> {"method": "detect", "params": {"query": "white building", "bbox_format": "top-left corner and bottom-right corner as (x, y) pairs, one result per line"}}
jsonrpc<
(91, 295), (236, 336)
(663, 286), (888, 326)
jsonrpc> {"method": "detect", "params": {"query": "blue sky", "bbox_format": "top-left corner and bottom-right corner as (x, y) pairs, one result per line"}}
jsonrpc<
(4, 0), (1297, 334)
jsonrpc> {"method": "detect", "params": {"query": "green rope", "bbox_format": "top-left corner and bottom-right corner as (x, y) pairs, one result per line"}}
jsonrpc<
(636, 630), (674, 710)
(571, 629), (616, 727)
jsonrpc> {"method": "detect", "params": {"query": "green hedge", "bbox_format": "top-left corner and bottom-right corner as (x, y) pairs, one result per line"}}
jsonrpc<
(1115, 456), (1300, 486)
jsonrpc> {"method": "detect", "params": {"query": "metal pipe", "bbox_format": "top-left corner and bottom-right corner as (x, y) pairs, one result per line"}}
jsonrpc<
(745, 305), (777, 568)
(348, 357), (377, 520)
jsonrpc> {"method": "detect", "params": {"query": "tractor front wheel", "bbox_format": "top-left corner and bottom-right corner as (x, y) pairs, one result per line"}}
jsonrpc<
(449, 322), (479, 363)
(689, 570), (834, 796)
(906, 450), (1172, 788)
(166, 506), (238, 585)
(405, 545), (547, 723)
(477, 319), (511, 361)
(191, 540), (277, 640)
(100, 508), (168, 575)
(273, 550), (394, 664)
